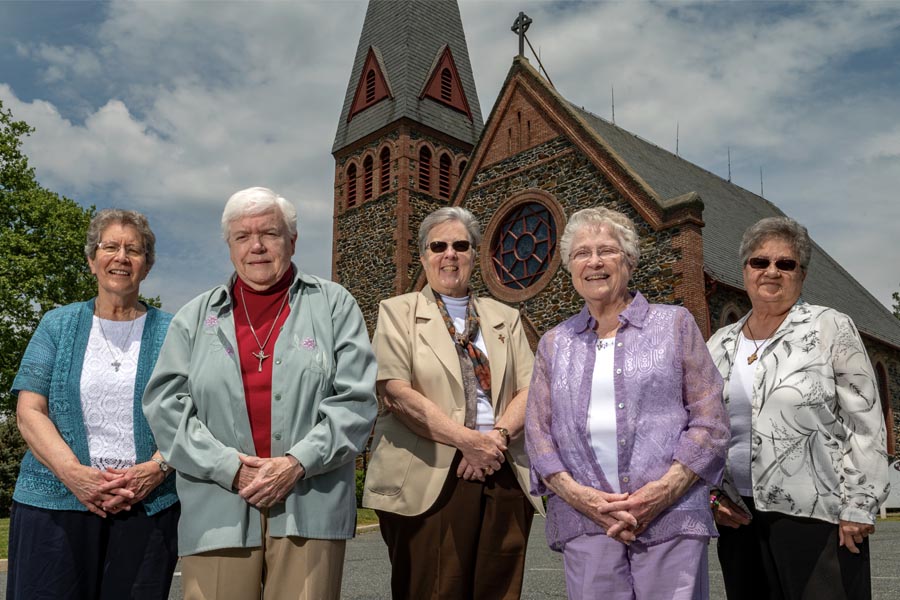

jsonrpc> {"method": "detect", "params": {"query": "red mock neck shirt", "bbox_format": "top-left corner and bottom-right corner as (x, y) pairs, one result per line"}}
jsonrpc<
(232, 268), (293, 458)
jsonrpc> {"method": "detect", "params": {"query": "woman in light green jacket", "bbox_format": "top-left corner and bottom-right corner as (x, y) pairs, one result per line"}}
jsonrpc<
(143, 187), (377, 600)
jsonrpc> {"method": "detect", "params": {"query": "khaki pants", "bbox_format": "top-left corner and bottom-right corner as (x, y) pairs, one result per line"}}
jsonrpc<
(182, 511), (346, 600)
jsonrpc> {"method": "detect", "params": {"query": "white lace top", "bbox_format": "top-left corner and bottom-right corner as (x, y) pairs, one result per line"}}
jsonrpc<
(80, 314), (146, 470)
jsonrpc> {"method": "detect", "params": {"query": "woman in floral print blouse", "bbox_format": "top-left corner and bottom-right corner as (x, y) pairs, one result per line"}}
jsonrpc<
(707, 216), (889, 600)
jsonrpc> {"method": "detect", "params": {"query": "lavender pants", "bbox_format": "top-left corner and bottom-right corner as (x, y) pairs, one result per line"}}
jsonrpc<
(562, 533), (710, 600)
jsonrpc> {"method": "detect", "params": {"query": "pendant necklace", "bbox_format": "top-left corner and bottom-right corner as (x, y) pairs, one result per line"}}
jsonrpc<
(240, 286), (289, 372)
(97, 312), (137, 372)
(744, 321), (767, 365)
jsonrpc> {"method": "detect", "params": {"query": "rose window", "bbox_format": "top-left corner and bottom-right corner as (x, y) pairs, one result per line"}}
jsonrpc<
(490, 202), (557, 290)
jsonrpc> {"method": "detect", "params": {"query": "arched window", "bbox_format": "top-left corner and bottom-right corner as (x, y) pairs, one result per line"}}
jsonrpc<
(379, 147), (391, 194)
(363, 156), (374, 201)
(346, 164), (357, 208)
(458, 160), (467, 177)
(418, 147), (431, 192)
(440, 68), (452, 102)
(438, 154), (452, 199)
(365, 70), (376, 104)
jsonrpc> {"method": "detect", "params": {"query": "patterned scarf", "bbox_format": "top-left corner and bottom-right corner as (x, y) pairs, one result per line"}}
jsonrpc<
(433, 292), (492, 429)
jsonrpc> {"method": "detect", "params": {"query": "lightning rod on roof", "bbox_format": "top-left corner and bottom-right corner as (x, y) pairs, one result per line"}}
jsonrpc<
(676, 122), (680, 157)
(728, 147), (732, 182)
(611, 86), (615, 125)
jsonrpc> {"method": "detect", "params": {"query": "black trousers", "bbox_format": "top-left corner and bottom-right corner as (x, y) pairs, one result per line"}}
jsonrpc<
(717, 496), (871, 600)
(6, 500), (180, 600)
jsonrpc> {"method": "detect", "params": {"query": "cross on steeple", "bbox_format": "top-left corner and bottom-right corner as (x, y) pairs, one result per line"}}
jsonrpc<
(511, 12), (532, 57)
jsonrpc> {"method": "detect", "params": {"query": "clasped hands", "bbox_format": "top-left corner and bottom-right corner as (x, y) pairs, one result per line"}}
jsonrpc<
(579, 478), (681, 545)
(456, 428), (507, 482)
(233, 454), (305, 509)
(67, 462), (166, 517)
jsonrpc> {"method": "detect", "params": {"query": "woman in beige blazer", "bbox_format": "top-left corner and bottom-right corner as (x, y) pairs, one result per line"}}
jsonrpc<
(363, 206), (543, 600)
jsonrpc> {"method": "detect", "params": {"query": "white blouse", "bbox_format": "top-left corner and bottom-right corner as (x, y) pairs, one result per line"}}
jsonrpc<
(588, 338), (619, 493)
(80, 314), (145, 470)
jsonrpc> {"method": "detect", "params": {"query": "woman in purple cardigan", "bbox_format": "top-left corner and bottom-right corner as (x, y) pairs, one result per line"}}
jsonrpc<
(525, 207), (729, 600)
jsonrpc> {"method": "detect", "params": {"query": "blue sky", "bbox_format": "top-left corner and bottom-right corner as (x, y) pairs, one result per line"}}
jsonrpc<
(2, 0), (899, 312)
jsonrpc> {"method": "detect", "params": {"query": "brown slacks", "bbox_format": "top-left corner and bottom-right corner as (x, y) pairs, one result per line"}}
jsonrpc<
(182, 510), (346, 600)
(377, 453), (536, 600)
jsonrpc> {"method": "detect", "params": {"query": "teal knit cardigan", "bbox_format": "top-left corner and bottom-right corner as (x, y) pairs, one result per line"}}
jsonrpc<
(11, 299), (178, 515)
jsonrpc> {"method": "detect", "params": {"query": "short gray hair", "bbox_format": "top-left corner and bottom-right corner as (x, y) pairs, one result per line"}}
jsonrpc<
(85, 208), (157, 269)
(739, 216), (811, 269)
(418, 206), (482, 255)
(560, 207), (640, 271)
(221, 187), (298, 240)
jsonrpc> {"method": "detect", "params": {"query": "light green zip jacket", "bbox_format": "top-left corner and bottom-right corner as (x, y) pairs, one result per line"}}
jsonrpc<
(142, 267), (377, 555)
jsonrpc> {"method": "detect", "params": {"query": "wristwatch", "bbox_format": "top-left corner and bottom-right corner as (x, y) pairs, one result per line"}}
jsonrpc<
(492, 426), (510, 445)
(151, 457), (170, 473)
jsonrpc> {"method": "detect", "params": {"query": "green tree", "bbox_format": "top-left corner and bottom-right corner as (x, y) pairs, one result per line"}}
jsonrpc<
(1, 101), (98, 415)
(893, 285), (900, 319)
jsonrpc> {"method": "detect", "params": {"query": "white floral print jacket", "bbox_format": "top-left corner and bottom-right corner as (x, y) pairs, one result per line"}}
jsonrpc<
(707, 301), (889, 525)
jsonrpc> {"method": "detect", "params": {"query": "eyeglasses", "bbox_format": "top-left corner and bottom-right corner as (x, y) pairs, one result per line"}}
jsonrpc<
(429, 240), (471, 253)
(570, 247), (622, 263)
(746, 257), (800, 272)
(97, 241), (145, 258)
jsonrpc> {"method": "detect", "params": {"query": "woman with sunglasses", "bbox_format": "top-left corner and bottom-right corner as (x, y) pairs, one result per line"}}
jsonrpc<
(707, 216), (889, 600)
(363, 206), (543, 599)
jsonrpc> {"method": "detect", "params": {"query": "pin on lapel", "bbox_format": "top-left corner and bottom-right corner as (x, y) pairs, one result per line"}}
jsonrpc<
(498, 333), (506, 344)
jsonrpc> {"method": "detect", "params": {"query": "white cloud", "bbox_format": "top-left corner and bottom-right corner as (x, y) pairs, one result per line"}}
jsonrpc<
(2, 0), (899, 311)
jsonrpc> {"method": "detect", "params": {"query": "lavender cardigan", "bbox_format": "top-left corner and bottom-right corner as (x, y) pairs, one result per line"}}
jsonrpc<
(525, 292), (729, 550)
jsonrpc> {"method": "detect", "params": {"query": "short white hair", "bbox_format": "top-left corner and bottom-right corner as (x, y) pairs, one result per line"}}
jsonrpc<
(221, 187), (298, 240)
(560, 207), (640, 271)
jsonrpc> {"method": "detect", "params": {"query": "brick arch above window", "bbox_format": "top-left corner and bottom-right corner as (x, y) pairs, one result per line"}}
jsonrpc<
(481, 189), (565, 303)
(719, 303), (745, 328)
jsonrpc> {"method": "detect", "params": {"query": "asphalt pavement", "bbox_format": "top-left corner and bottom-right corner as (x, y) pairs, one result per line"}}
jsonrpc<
(4, 517), (900, 598)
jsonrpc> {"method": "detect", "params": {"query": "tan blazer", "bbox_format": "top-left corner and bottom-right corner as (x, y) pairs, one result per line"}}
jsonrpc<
(363, 286), (543, 516)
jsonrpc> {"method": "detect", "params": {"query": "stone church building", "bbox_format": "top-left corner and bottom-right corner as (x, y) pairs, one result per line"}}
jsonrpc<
(330, 0), (900, 453)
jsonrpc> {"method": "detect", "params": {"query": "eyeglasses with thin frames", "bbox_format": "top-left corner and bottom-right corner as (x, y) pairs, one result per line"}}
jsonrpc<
(746, 257), (800, 272)
(96, 241), (145, 259)
(570, 247), (622, 264)
(429, 240), (471, 253)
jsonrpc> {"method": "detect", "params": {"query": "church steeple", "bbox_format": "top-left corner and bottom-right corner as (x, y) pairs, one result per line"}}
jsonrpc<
(332, 0), (483, 332)
(332, 0), (482, 153)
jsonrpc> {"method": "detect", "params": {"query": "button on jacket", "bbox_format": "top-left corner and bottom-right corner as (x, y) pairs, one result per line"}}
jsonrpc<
(142, 268), (377, 555)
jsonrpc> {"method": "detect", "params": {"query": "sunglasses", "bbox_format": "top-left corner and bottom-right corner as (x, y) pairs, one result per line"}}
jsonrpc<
(429, 240), (471, 253)
(746, 257), (799, 272)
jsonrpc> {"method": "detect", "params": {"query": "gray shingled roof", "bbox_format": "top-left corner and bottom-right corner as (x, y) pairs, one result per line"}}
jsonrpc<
(332, 0), (483, 154)
(569, 103), (900, 348)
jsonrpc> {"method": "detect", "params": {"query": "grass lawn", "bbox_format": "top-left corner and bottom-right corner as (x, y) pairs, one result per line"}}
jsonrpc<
(1, 517), (8, 560)
(357, 508), (378, 527)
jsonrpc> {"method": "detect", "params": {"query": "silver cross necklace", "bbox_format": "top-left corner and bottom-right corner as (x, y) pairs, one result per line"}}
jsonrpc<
(96, 312), (137, 372)
(240, 286), (289, 372)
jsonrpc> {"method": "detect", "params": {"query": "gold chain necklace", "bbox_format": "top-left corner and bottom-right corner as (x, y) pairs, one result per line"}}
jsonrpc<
(239, 287), (289, 372)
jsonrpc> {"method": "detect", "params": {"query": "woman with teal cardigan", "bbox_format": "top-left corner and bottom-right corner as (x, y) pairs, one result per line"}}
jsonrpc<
(6, 209), (179, 600)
